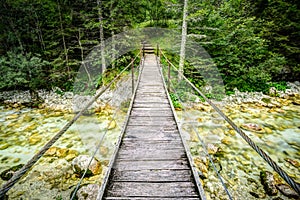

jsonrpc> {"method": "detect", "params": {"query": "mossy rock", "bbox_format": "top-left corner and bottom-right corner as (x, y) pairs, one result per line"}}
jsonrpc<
(0, 164), (24, 181)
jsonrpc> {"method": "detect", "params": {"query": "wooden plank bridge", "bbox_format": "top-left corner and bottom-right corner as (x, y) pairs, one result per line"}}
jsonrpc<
(101, 53), (205, 199)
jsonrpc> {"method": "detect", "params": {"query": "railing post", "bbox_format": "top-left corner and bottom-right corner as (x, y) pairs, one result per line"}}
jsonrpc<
(168, 60), (171, 92)
(142, 43), (145, 58)
(131, 58), (135, 95)
(159, 49), (162, 68)
(140, 47), (142, 66)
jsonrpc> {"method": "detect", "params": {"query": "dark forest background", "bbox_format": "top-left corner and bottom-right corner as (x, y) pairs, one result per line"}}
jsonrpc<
(0, 0), (299, 95)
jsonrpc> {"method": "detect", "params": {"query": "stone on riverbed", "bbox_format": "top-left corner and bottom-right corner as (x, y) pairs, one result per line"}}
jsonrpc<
(0, 164), (24, 181)
(72, 155), (102, 177)
(276, 184), (300, 199)
(75, 184), (100, 200)
(260, 171), (278, 196)
(241, 123), (263, 132)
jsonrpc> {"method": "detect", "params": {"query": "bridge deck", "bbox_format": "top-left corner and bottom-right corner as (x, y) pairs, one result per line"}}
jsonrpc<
(103, 54), (201, 199)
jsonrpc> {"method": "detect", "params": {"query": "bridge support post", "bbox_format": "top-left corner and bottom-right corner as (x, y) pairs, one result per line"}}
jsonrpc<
(131, 58), (134, 94)
(167, 61), (171, 92)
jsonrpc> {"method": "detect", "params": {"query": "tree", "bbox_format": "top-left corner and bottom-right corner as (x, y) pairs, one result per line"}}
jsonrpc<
(179, 0), (188, 76)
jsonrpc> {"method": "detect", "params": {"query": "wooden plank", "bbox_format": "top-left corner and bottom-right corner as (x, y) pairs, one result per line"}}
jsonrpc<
(110, 169), (193, 182)
(114, 160), (190, 170)
(123, 133), (181, 141)
(105, 198), (199, 200)
(121, 140), (182, 147)
(105, 182), (198, 197)
(117, 149), (186, 160)
(127, 119), (176, 126)
(133, 102), (170, 107)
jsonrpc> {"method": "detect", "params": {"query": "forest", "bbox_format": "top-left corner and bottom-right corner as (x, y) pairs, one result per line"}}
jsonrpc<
(0, 0), (299, 96)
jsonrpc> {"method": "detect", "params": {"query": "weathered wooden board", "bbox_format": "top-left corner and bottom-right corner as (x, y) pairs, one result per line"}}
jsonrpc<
(103, 54), (201, 199)
(105, 182), (198, 197)
(114, 159), (190, 170)
(104, 198), (199, 200)
(110, 169), (193, 182)
(117, 149), (186, 160)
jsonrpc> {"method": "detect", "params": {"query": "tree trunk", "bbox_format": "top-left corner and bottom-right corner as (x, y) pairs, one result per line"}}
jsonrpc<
(179, 0), (188, 77)
(33, 9), (45, 51)
(97, 0), (106, 74)
(110, 0), (116, 68)
(78, 29), (92, 85)
(57, 2), (70, 78)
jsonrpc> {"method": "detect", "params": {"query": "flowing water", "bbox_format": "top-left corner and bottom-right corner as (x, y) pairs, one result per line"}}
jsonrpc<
(178, 102), (300, 199)
(0, 105), (128, 199)
(0, 99), (299, 199)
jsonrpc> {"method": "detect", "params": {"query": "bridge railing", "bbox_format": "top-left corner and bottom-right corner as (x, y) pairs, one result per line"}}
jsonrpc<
(0, 50), (143, 199)
(158, 48), (300, 198)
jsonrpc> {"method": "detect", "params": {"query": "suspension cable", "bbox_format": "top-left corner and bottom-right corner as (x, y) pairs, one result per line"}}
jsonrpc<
(165, 68), (233, 200)
(0, 51), (141, 198)
(71, 52), (142, 199)
(160, 50), (300, 195)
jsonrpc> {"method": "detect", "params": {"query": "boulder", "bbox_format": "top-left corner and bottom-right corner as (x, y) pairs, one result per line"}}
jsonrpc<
(207, 143), (219, 155)
(276, 184), (300, 199)
(72, 155), (102, 177)
(241, 123), (263, 132)
(75, 184), (100, 200)
(0, 164), (24, 181)
(260, 171), (278, 196)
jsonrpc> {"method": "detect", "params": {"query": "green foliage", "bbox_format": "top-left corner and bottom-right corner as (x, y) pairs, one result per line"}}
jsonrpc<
(268, 81), (288, 92)
(0, 0), (298, 95)
(169, 93), (182, 109)
(0, 51), (50, 92)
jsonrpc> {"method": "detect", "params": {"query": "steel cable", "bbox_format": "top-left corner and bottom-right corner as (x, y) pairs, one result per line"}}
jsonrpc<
(160, 50), (300, 195)
(0, 51), (141, 198)
(71, 53), (142, 199)
(163, 66), (233, 200)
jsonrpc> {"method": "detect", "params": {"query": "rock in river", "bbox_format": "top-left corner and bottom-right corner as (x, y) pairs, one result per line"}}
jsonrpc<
(276, 184), (300, 199)
(260, 171), (278, 196)
(241, 123), (263, 132)
(72, 155), (102, 177)
(75, 184), (100, 200)
(0, 164), (24, 181)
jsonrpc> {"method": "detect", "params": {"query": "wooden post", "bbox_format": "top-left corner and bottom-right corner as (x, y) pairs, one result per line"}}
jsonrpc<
(131, 58), (134, 94)
(168, 61), (171, 92)
(142, 43), (145, 58)
(159, 48), (162, 67)
(140, 47), (142, 66)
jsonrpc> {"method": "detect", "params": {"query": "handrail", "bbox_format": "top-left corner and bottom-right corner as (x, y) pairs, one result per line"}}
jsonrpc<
(96, 52), (145, 200)
(167, 78), (233, 200)
(0, 50), (142, 198)
(71, 52), (142, 199)
(159, 49), (300, 195)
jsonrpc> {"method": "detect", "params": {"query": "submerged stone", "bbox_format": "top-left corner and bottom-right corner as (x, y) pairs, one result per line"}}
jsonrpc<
(75, 184), (100, 200)
(28, 134), (42, 145)
(241, 123), (263, 132)
(276, 184), (300, 199)
(260, 171), (278, 196)
(72, 155), (102, 177)
(0, 143), (10, 150)
(0, 164), (24, 181)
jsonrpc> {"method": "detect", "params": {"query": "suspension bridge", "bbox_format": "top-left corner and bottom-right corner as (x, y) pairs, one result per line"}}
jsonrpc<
(0, 44), (299, 199)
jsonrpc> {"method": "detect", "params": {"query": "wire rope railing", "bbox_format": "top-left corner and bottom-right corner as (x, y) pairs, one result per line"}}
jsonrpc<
(159, 48), (300, 196)
(0, 50), (142, 198)
(166, 76), (233, 200)
(70, 54), (143, 199)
